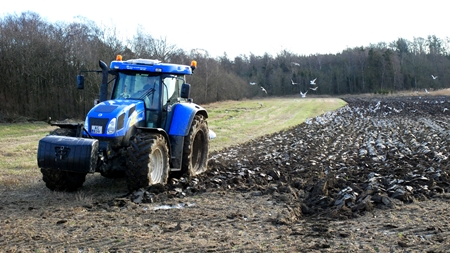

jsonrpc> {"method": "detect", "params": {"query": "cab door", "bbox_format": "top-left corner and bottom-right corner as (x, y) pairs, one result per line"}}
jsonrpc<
(162, 75), (184, 131)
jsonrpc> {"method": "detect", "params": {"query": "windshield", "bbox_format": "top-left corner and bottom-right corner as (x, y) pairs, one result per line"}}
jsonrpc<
(112, 72), (161, 109)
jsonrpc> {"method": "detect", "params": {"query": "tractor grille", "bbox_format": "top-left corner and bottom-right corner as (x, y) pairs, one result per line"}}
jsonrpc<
(89, 118), (109, 134)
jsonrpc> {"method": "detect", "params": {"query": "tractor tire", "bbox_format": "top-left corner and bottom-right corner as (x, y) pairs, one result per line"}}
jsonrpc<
(40, 128), (87, 192)
(181, 114), (209, 177)
(41, 168), (87, 192)
(126, 131), (169, 192)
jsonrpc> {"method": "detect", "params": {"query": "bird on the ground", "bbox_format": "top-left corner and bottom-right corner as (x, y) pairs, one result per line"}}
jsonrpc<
(249, 82), (256, 85)
(261, 86), (267, 94)
(291, 79), (297, 85)
(432, 75), (438, 79)
(300, 90), (308, 97)
(310, 78), (317, 85)
(310, 86), (318, 91)
(425, 88), (429, 93)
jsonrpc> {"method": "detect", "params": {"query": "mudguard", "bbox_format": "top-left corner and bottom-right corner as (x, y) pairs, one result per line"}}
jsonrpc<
(168, 103), (208, 136)
(167, 103), (208, 171)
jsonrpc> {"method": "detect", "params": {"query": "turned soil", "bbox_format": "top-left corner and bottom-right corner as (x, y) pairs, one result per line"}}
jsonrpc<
(1, 94), (450, 252)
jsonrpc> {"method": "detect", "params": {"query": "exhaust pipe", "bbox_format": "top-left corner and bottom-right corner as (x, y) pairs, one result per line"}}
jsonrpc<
(99, 60), (109, 102)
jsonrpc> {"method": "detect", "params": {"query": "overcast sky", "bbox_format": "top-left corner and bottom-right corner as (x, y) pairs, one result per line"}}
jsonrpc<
(2, 0), (448, 59)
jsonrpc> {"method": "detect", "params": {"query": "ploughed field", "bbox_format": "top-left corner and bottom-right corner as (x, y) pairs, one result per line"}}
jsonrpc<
(2, 95), (450, 252)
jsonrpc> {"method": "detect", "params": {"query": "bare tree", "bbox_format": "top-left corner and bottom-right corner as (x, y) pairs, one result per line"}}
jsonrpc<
(129, 26), (178, 62)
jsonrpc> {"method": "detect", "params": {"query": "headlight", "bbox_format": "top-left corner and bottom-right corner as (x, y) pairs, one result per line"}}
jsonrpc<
(107, 118), (117, 134)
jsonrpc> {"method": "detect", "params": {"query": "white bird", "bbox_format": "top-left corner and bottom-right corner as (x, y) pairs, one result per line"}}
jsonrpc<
(209, 129), (216, 139)
(310, 78), (317, 85)
(291, 79), (297, 85)
(425, 88), (429, 93)
(300, 90), (308, 97)
(249, 82), (256, 85)
(291, 62), (300, 66)
(310, 86), (318, 91)
(261, 86), (267, 94)
(432, 75), (438, 79)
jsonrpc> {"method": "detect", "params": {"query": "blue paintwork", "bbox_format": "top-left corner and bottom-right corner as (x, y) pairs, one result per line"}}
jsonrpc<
(169, 103), (205, 136)
(110, 59), (192, 75)
(84, 100), (145, 137)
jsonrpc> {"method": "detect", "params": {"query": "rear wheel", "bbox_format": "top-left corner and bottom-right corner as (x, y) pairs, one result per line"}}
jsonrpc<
(181, 114), (209, 177)
(40, 128), (87, 192)
(126, 131), (169, 191)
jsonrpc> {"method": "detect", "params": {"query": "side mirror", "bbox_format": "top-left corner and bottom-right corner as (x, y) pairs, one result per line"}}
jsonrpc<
(77, 75), (85, 89)
(181, 83), (191, 99)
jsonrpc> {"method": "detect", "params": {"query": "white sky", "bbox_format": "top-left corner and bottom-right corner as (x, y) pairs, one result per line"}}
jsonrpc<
(2, 0), (448, 59)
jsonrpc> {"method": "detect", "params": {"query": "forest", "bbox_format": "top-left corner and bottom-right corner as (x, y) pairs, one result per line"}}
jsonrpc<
(1, 11), (449, 121)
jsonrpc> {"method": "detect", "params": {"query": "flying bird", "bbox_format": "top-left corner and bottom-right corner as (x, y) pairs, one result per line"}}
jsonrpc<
(425, 88), (429, 93)
(300, 90), (308, 98)
(291, 79), (297, 85)
(432, 75), (438, 79)
(310, 86), (318, 91)
(261, 86), (267, 94)
(291, 62), (300, 66)
(310, 78), (317, 85)
(249, 82), (256, 85)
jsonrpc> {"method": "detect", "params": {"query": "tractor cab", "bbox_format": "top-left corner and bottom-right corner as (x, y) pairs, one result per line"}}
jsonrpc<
(111, 72), (187, 130)
(109, 58), (195, 131)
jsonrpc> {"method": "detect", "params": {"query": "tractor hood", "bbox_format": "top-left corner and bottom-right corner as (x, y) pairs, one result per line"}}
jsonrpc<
(84, 99), (145, 138)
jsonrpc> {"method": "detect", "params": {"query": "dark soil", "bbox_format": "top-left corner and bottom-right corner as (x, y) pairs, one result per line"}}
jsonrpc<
(2, 95), (450, 252)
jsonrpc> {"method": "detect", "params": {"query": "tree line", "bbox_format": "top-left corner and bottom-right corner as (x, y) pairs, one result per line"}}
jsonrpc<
(1, 12), (450, 122)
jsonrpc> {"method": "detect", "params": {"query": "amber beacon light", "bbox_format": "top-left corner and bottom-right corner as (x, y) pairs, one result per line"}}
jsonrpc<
(190, 60), (197, 72)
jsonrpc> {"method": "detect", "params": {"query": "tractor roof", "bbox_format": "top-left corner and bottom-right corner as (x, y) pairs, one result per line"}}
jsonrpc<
(110, 58), (193, 75)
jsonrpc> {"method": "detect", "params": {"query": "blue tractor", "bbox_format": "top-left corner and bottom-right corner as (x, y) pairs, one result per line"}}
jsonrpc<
(37, 56), (211, 192)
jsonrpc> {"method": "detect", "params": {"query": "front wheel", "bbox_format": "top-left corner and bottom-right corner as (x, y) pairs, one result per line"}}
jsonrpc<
(126, 131), (169, 192)
(41, 168), (87, 192)
(181, 114), (209, 177)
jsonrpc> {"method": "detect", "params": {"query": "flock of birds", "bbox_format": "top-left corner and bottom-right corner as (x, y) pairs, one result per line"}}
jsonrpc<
(249, 82), (268, 94)
(249, 73), (440, 97)
(292, 77), (318, 97)
(249, 77), (318, 97)
(424, 75), (439, 93)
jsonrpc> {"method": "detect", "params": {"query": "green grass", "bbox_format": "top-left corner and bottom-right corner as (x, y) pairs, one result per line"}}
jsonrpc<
(204, 97), (346, 151)
(0, 122), (55, 170)
(0, 122), (56, 188)
(0, 97), (346, 187)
